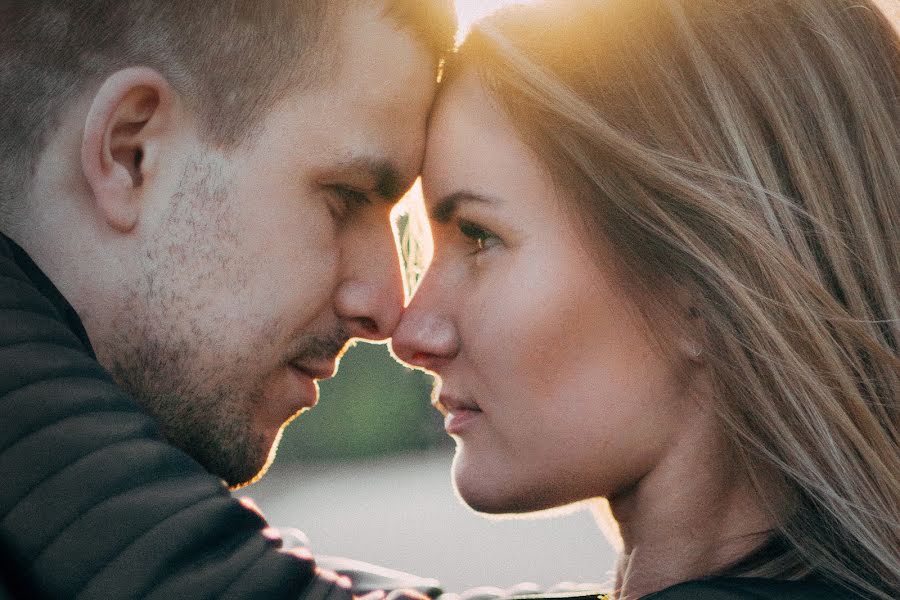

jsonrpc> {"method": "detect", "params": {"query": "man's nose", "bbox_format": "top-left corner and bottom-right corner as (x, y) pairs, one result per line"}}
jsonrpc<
(334, 227), (405, 341)
(391, 272), (459, 372)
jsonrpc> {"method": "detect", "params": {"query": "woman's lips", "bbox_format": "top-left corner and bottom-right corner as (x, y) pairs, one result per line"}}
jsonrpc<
(444, 407), (482, 434)
(438, 393), (483, 434)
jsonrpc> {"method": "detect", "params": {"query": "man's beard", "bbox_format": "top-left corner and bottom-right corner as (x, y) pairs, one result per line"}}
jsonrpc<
(96, 156), (350, 488)
(107, 330), (274, 488)
(106, 325), (349, 488)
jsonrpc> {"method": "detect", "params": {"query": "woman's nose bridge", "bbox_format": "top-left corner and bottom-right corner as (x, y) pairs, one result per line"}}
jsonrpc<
(395, 258), (461, 363)
(403, 258), (444, 325)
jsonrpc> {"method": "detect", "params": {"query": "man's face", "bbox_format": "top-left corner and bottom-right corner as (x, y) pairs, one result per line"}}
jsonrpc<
(94, 6), (437, 487)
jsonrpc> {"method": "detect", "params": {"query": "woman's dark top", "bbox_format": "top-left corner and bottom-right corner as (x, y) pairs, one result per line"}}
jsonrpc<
(643, 576), (854, 598)
(499, 577), (855, 600)
(465, 576), (854, 600)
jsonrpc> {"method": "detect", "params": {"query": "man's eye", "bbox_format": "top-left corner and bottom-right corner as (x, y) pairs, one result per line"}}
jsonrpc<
(458, 220), (499, 254)
(327, 186), (371, 220)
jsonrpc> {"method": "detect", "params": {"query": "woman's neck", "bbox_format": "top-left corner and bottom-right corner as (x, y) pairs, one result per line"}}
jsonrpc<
(606, 407), (777, 599)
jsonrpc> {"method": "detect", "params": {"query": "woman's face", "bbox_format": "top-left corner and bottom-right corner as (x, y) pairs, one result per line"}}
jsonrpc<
(392, 72), (694, 514)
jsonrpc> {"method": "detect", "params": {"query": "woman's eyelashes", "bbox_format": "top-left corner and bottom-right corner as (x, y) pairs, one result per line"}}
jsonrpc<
(326, 185), (371, 221)
(458, 219), (501, 254)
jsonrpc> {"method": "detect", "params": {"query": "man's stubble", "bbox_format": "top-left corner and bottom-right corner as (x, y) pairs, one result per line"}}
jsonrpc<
(98, 157), (346, 487)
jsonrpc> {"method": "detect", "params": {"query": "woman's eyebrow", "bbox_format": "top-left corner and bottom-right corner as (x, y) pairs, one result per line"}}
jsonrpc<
(430, 191), (498, 223)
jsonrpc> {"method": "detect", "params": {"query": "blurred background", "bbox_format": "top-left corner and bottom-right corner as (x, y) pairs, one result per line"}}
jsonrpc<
(237, 1), (620, 592)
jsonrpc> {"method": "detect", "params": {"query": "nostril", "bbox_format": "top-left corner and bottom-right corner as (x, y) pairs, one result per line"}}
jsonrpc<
(411, 352), (437, 367)
(352, 317), (380, 338)
(398, 351), (445, 372)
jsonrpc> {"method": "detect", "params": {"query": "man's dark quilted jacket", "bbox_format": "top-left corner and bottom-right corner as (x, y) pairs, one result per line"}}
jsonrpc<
(0, 233), (352, 599)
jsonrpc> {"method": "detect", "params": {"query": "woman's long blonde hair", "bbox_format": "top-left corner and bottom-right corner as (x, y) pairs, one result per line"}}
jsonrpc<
(453, 0), (900, 597)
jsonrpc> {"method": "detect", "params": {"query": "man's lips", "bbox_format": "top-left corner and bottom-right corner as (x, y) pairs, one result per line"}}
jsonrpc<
(286, 366), (319, 411)
(291, 360), (338, 381)
(283, 360), (338, 414)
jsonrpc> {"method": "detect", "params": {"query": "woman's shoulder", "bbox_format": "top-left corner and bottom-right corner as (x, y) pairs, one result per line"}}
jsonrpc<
(642, 577), (858, 599)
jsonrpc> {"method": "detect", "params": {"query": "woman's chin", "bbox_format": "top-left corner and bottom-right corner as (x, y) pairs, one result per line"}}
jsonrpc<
(452, 452), (511, 513)
(453, 481), (516, 514)
(451, 452), (553, 514)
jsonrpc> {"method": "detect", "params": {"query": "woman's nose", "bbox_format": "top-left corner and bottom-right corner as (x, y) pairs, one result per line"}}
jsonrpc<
(391, 284), (459, 372)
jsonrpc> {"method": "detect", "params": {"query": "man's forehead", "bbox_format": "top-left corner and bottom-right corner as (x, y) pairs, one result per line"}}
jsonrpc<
(329, 4), (437, 102)
(292, 3), (437, 198)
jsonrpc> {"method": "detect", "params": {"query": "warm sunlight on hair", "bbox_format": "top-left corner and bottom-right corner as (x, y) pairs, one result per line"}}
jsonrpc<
(454, 0), (541, 44)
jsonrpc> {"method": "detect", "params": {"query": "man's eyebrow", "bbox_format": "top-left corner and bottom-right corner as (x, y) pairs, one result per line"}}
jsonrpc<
(335, 157), (405, 203)
(430, 191), (496, 223)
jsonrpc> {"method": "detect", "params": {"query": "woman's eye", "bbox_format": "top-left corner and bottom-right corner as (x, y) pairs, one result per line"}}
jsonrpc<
(458, 220), (499, 253)
(327, 185), (370, 220)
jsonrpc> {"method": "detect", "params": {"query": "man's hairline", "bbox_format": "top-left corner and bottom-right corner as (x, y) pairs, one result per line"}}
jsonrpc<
(199, 0), (446, 150)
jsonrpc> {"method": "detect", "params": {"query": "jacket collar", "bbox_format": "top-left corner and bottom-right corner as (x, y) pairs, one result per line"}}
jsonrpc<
(0, 232), (97, 359)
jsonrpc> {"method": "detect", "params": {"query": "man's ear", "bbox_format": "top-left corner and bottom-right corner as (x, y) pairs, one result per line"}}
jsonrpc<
(81, 67), (177, 233)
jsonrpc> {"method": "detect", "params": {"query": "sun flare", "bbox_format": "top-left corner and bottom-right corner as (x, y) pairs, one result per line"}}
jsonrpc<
(454, 0), (540, 44)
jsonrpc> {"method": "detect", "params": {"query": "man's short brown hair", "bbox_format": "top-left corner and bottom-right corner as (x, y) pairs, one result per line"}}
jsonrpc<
(0, 0), (455, 216)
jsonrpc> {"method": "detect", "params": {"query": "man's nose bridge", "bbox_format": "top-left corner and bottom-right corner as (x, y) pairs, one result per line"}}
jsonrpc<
(368, 221), (405, 310)
(344, 219), (405, 338)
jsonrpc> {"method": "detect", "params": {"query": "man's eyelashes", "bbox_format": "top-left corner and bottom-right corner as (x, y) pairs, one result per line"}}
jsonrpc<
(326, 185), (371, 220)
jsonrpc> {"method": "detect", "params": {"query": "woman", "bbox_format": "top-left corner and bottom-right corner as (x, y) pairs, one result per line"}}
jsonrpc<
(391, 0), (900, 598)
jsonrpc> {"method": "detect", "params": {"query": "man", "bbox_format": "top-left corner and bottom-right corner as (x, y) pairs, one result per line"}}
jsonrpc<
(0, 0), (454, 597)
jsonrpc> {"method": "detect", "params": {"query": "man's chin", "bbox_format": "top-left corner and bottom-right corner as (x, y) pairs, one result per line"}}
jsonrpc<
(120, 379), (288, 489)
(224, 427), (284, 490)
